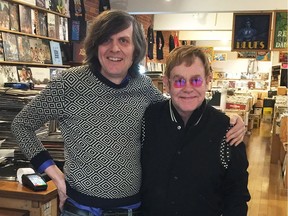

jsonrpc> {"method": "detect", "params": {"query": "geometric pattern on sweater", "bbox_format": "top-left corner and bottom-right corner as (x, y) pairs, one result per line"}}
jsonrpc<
(11, 65), (164, 199)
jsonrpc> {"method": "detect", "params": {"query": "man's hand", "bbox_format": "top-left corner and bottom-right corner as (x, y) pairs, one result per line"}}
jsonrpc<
(226, 114), (246, 146)
(45, 165), (67, 210)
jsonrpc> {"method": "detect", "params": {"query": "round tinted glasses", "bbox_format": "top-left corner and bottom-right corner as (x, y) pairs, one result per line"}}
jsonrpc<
(170, 77), (203, 88)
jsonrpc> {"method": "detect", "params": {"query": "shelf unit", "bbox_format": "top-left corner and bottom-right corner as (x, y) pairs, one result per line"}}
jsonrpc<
(0, 0), (70, 68)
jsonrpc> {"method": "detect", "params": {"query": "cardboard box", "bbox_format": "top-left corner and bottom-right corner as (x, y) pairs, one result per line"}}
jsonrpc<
(254, 107), (262, 115)
(263, 107), (273, 115)
(255, 99), (263, 108)
(277, 86), (287, 95)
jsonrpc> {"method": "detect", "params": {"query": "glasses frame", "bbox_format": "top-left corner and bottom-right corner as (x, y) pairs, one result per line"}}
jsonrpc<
(169, 76), (204, 88)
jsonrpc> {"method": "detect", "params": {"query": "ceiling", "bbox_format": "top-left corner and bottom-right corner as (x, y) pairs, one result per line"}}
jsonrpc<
(110, 0), (287, 14)
(110, 0), (287, 42)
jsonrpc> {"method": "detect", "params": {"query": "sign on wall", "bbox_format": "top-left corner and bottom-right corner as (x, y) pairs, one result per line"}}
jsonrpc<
(272, 11), (287, 51)
(231, 12), (272, 52)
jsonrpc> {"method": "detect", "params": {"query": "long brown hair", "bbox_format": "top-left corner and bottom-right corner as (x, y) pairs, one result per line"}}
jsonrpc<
(83, 10), (146, 76)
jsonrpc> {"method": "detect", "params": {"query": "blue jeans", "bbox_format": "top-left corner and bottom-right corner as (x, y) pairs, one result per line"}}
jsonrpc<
(60, 209), (95, 216)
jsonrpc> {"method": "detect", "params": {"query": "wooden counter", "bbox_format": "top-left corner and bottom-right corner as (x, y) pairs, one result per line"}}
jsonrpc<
(0, 180), (58, 216)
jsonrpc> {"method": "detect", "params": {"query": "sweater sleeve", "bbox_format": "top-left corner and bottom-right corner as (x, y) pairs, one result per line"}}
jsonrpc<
(222, 142), (251, 215)
(11, 73), (65, 168)
(144, 75), (166, 104)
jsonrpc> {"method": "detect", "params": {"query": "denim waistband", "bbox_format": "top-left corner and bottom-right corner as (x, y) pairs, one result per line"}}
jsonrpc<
(63, 201), (142, 216)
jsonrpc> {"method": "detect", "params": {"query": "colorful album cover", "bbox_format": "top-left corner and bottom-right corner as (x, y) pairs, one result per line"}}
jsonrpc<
(28, 37), (43, 63)
(71, 20), (80, 41)
(17, 35), (32, 62)
(17, 66), (33, 82)
(50, 68), (64, 80)
(19, 5), (32, 34)
(73, 42), (85, 63)
(63, 17), (69, 41)
(47, 13), (56, 38)
(29, 67), (50, 88)
(37, 11), (47, 36)
(58, 17), (68, 41)
(2, 32), (19, 61)
(40, 40), (52, 64)
(36, 0), (45, 8)
(50, 41), (63, 65)
(0, 65), (18, 85)
(54, 15), (60, 39)
(46, 0), (57, 12)
(9, 3), (19, 31)
(0, 0), (10, 30)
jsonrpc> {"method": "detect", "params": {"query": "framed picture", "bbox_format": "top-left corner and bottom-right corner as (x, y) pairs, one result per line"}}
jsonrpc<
(19, 5), (32, 34)
(256, 51), (271, 61)
(17, 66), (33, 82)
(279, 51), (288, 63)
(272, 11), (287, 51)
(2, 32), (19, 62)
(214, 53), (227, 61)
(237, 51), (256, 59)
(232, 12), (272, 52)
(197, 47), (214, 63)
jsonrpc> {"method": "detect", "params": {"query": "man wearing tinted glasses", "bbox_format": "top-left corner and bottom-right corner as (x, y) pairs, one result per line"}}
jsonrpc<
(141, 45), (250, 216)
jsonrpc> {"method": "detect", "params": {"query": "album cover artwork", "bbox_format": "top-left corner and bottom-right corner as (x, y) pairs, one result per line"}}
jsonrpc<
(0, 65), (18, 84)
(27, 67), (50, 88)
(47, 13), (56, 38)
(71, 20), (80, 41)
(50, 41), (63, 65)
(31, 8), (37, 35)
(19, 5), (32, 34)
(29, 37), (43, 63)
(0, 0), (10, 30)
(40, 40), (52, 64)
(17, 35), (32, 62)
(36, 0), (45, 8)
(73, 42), (85, 63)
(9, 3), (19, 31)
(50, 68), (64, 80)
(17, 66), (33, 82)
(2, 32), (19, 61)
(58, 17), (69, 41)
(54, 15), (60, 39)
(46, 0), (57, 12)
(37, 11), (47, 36)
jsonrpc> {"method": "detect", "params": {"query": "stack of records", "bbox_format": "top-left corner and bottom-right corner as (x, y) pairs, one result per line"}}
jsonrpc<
(144, 71), (163, 78)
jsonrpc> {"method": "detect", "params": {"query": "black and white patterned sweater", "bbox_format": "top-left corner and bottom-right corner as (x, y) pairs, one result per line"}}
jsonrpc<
(11, 64), (164, 208)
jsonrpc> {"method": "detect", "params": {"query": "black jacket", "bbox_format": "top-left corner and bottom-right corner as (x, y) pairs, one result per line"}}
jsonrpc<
(141, 100), (250, 216)
(147, 26), (154, 60)
(156, 31), (164, 60)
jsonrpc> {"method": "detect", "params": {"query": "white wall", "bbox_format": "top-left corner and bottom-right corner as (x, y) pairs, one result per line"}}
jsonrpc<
(153, 13), (233, 31)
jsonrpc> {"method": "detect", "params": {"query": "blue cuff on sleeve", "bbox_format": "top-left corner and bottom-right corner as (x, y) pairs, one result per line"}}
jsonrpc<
(38, 159), (55, 173)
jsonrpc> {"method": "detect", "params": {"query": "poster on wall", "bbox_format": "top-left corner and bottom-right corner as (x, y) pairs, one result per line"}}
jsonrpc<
(231, 13), (272, 52)
(197, 47), (214, 63)
(256, 51), (271, 61)
(279, 51), (288, 63)
(214, 53), (227, 61)
(272, 11), (287, 51)
(237, 51), (256, 59)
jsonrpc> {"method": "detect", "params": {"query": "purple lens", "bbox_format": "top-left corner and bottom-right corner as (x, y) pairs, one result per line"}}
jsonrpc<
(190, 77), (203, 87)
(174, 78), (186, 88)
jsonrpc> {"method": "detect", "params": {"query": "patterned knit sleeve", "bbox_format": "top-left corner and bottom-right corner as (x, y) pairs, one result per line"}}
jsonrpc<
(144, 75), (166, 104)
(11, 73), (65, 161)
